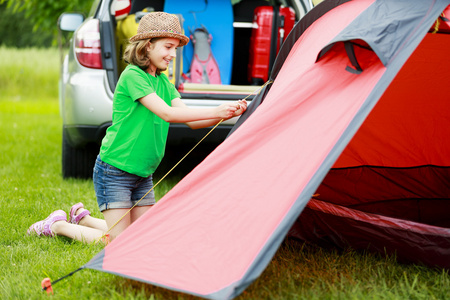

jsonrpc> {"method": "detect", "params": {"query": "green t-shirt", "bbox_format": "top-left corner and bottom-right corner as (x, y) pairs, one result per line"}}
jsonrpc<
(100, 65), (180, 177)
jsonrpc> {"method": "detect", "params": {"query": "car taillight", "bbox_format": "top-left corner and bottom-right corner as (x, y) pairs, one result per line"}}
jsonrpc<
(74, 19), (103, 69)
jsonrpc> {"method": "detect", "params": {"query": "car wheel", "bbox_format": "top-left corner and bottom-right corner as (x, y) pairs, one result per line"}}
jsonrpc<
(62, 129), (99, 179)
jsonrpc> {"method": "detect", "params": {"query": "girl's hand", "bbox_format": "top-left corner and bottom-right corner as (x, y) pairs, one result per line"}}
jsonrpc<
(233, 100), (247, 117)
(215, 100), (248, 120)
(216, 103), (238, 119)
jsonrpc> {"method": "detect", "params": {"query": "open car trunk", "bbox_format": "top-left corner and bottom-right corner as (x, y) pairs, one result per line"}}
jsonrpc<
(109, 0), (310, 101)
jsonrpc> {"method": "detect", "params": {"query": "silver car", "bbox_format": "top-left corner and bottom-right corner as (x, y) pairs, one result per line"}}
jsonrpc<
(58, 0), (311, 178)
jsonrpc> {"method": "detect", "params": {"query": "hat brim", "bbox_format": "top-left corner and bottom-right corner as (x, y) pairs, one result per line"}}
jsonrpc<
(129, 32), (189, 46)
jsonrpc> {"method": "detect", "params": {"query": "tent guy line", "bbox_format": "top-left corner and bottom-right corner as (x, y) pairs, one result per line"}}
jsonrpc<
(95, 80), (272, 245)
(39, 80), (272, 293)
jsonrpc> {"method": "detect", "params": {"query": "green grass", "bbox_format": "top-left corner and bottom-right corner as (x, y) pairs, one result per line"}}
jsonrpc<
(0, 47), (449, 299)
(0, 46), (60, 101)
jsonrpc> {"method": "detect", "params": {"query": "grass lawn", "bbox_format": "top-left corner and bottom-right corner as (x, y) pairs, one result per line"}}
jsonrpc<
(0, 47), (448, 299)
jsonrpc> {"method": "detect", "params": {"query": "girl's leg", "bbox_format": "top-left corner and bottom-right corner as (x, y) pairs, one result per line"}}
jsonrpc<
(130, 205), (153, 222)
(78, 215), (108, 232)
(102, 208), (131, 241)
(101, 205), (153, 240)
(72, 205), (108, 232)
(54, 205), (152, 243)
(51, 221), (105, 244)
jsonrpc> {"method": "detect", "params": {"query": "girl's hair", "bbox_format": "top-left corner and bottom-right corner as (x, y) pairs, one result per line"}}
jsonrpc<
(123, 38), (163, 75)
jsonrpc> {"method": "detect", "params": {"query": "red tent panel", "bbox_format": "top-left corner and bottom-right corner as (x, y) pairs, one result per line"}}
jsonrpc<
(294, 33), (450, 268)
(334, 33), (450, 168)
(315, 33), (450, 228)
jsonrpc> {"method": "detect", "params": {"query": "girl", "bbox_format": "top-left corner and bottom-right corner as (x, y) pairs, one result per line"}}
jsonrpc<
(28, 12), (247, 243)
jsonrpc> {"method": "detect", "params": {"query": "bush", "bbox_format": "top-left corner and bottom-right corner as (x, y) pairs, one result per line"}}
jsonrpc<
(0, 3), (53, 48)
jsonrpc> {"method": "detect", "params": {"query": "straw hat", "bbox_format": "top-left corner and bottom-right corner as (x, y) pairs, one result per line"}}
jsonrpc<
(129, 12), (189, 46)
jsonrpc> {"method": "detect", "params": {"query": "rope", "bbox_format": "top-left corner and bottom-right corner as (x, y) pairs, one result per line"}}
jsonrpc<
(432, 13), (445, 34)
(40, 80), (274, 292)
(432, 17), (440, 33)
(96, 80), (273, 244)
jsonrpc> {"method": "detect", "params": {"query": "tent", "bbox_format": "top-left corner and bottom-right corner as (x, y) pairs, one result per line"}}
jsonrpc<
(233, 0), (450, 270)
(83, 1), (450, 299)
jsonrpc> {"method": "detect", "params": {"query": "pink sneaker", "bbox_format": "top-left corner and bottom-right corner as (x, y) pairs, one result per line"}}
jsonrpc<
(69, 202), (91, 224)
(27, 210), (67, 237)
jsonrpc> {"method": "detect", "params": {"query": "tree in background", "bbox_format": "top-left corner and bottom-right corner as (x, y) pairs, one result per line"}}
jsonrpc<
(0, 0), (92, 47)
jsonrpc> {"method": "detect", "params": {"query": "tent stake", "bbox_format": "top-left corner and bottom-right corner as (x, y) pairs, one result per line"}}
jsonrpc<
(41, 267), (84, 294)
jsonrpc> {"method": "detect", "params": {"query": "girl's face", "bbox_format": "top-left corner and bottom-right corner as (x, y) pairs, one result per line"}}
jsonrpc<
(147, 37), (180, 75)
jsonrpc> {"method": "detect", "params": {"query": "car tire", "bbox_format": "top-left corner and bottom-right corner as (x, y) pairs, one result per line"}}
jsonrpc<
(62, 129), (99, 179)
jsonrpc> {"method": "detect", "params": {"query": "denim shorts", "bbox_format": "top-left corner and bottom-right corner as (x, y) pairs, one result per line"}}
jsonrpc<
(93, 155), (156, 212)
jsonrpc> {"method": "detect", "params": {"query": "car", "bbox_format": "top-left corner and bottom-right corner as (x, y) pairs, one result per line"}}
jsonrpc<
(58, 0), (312, 178)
